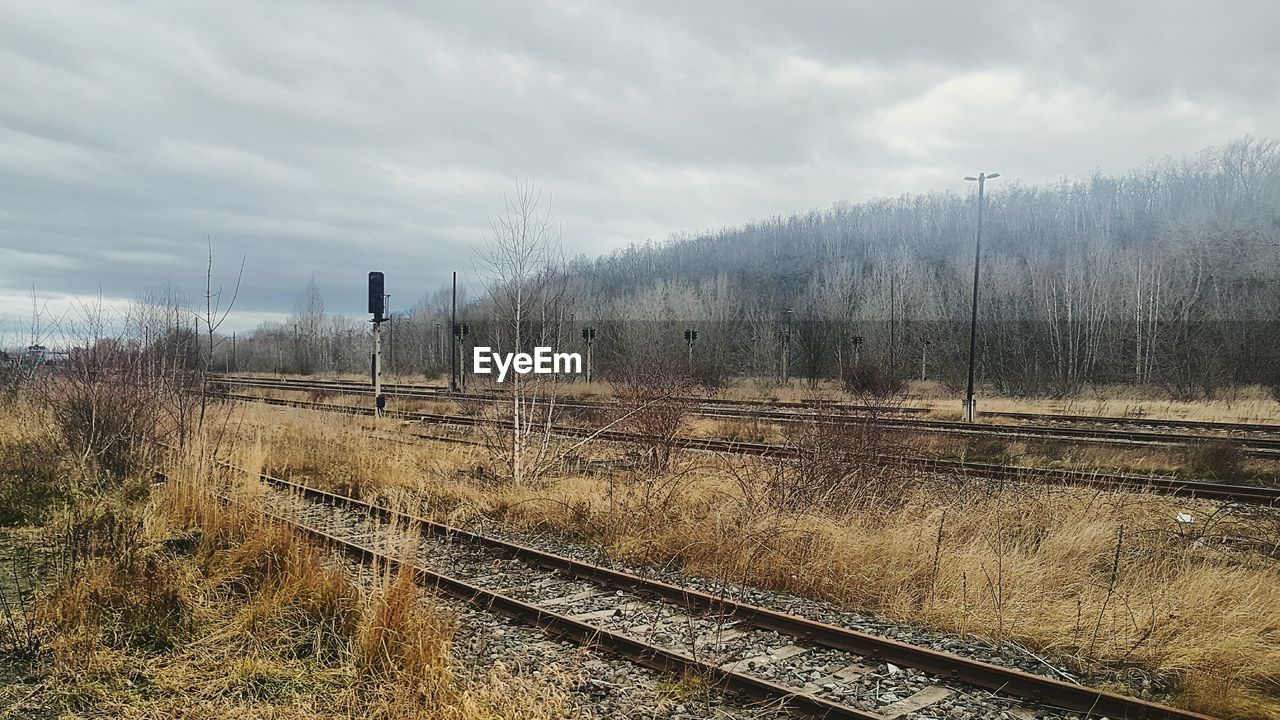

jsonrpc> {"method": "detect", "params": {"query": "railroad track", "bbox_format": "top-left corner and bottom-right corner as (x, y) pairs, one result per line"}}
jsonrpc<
(211, 456), (1214, 720)
(213, 375), (1280, 458)
(218, 391), (1280, 506)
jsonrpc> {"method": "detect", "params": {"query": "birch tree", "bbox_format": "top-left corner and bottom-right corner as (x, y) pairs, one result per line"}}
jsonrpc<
(477, 182), (565, 485)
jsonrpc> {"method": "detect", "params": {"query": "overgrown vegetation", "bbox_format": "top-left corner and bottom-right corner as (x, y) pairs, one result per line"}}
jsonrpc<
(0, 404), (65, 526)
(235, 402), (1280, 720)
(0, 376), (569, 718)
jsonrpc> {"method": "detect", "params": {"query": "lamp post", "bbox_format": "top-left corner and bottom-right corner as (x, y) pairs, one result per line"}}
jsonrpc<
(962, 171), (999, 422)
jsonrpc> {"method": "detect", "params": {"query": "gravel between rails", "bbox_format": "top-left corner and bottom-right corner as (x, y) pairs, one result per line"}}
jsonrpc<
(258, 484), (1119, 720)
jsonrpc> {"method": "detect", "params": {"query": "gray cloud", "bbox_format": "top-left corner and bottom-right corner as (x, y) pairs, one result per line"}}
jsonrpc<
(1, 0), (1277, 333)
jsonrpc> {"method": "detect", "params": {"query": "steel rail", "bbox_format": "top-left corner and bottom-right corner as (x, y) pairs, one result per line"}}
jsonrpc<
(214, 457), (1216, 720)
(264, 506), (884, 719)
(213, 376), (1280, 455)
(221, 391), (1280, 506)
(214, 374), (1280, 436)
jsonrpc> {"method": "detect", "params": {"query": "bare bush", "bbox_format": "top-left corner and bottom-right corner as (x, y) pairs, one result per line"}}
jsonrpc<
(840, 362), (905, 398)
(35, 338), (164, 482)
(764, 393), (911, 514)
(611, 359), (707, 471)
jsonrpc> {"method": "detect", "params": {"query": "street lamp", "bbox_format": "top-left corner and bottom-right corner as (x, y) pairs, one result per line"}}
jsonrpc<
(962, 171), (999, 422)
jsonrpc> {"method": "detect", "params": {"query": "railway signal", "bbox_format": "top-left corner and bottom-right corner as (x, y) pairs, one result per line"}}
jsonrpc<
(683, 328), (699, 363)
(583, 325), (596, 381)
(368, 271), (388, 417)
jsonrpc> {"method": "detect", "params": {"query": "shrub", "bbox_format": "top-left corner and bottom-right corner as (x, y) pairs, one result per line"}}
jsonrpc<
(1185, 440), (1242, 479)
(34, 341), (165, 481)
(840, 362), (904, 398)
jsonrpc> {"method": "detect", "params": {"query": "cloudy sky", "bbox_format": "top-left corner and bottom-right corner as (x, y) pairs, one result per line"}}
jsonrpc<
(1, 1), (1276, 336)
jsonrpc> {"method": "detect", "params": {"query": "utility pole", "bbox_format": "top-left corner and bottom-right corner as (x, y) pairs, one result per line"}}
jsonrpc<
(889, 272), (897, 373)
(454, 322), (469, 391)
(921, 338), (930, 382)
(782, 309), (792, 383)
(962, 171), (999, 422)
(684, 328), (698, 364)
(450, 271), (458, 393)
(369, 272), (387, 417)
(231, 332), (236, 372)
(581, 326), (595, 383)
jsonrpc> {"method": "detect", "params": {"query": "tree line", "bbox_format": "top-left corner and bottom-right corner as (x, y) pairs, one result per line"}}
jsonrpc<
(222, 137), (1280, 399)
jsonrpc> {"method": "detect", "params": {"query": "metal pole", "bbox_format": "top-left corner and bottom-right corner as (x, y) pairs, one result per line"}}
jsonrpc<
(450, 271), (457, 393)
(586, 336), (593, 384)
(231, 332), (236, 372)
(782, 310), (791, 384)
(373, 321), (383, 417)
(459, 329), (466, 392)
(889, 273), (896, 373)
(965, 174), (986, 422)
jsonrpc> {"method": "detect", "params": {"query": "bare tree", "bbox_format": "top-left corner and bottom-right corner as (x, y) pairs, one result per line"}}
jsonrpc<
(290, 275), (326, 374)
(196, 241), (244, 441)
(476, 182), (568, 485)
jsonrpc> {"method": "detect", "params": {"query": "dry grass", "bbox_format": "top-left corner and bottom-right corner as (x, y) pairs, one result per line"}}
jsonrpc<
(220, 401), (1280, 720)
(911, 381), (1280, 424)
(227, 369), (1280, 423)
(0, 402), (571, 719)
(0, 402), (67, 526)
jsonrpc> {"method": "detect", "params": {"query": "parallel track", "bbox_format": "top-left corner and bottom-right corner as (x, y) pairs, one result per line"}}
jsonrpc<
(217, 457), (1215, 720)
(214, 375), (1280, 458)
(221, 391), (1280, 505)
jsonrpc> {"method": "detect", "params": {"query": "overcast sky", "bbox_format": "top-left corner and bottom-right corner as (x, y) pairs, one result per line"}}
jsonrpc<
(1, 1), (1276, 337)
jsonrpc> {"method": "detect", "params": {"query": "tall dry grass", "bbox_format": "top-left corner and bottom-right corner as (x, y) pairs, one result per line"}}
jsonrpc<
(0, 399), (569, 719)
(225, 401), (1280, 719)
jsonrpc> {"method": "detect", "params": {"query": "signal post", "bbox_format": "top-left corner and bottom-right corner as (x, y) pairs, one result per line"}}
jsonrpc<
(369, 271), (388, 417)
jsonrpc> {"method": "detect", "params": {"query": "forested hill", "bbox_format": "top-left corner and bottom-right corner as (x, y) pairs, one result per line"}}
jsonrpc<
(241, 138), (1279, 398)
(569, 138), (1279, 327)
(548, 138), (1279, 395)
